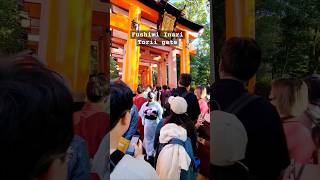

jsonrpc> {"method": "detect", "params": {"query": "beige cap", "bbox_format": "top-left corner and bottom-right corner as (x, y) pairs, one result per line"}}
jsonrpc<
(168, 96), (188, 114)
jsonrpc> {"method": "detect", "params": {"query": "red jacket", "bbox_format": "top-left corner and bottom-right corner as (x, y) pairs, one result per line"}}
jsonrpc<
(73, 103), (109, 158)
(133, 94), (147, 140)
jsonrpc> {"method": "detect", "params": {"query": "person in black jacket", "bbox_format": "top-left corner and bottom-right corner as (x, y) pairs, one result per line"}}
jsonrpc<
(172, 73), (201, 122)
(211, 37), (290, 180)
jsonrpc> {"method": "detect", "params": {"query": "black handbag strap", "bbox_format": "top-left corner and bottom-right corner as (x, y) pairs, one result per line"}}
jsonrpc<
(110, 149), (125, 173)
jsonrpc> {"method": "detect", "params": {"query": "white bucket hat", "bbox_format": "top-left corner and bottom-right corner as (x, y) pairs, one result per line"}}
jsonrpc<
(168, 96), (188, 114)
(210, 110), (248, 166)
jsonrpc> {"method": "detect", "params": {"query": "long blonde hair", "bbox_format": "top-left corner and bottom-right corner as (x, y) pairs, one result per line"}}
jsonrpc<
(271, 78), (308, 117)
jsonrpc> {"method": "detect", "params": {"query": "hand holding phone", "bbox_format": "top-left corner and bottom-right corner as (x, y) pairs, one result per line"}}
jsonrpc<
(126, 135), (140, 156)
(133, 140), (143, 158)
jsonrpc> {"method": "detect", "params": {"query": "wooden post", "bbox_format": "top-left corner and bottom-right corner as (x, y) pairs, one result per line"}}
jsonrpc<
(168, 49), (177, 88)
(160, 53), (167, 86)
(122, 4), (141, 92)
(180, 31), (190, 74)
(39, 0), (92, 101)
(146, 65), (153, 87)
(157, 63), (161, 86)
(225, 0), (256, 93)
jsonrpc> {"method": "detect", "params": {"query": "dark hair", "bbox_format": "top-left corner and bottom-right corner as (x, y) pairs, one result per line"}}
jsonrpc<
(304, 74), (320, 104)
(164, 112), (197, 153)
(221, 37), (262, 81)
(110, 80), (133, 130)
(189, 87), (195, 93)
(86, 74), (108, 102)
(0, 55), (73, 179)
(179, 73), (192, 87)
(137, 85), (144, 94)
(162, 85), (168, 90)
(156, 86), (161, 101)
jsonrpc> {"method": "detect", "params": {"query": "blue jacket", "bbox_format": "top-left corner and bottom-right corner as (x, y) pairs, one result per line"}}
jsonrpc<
(123, 105), (139, 140)
(67, 135), (91, 180)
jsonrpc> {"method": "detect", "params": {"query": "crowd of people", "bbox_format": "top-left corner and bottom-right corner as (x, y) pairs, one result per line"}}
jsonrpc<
(1, 36), (320, 180)
(107, 73), (211, 180)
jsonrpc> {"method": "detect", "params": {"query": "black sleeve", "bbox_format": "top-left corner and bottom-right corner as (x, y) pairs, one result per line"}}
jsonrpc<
(186, 94), (201, 122)
(238, 99), (290, 178)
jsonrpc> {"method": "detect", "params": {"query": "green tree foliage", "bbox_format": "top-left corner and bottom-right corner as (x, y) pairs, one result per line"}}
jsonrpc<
(172, 0), (210, 86)
(110, 57), (119, 79)
(256, 0), (320, 81)
(0, 0), (26, 55)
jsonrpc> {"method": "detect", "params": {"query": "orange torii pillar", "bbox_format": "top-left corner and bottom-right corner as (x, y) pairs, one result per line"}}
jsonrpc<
(180, 31), (190, 74)
(157, 64), (161, 86)
(168, 49), (178, 88)
(160, 54), (167, 86)
(122, 5), (141, 92)
(146, 66), (153, 87)
(141, 68), (147, 87)
(38, 0), (92, 101)
(225, 0), (256, 93)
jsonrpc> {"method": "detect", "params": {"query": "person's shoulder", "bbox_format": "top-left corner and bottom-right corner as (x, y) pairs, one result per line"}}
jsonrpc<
(239, 95), (280, 123)
(248, 96), (277, 113)
(113, 155), (158, 179)
(141, 101), (148, 107)
(185, 91), (197, 100)
(284, 120), (311, 136)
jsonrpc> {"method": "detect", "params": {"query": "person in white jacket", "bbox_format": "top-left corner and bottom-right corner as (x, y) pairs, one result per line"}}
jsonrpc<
(156, 96), (195, 180)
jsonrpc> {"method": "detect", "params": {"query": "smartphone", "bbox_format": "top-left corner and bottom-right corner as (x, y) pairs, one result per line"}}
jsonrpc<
(126, 135), (140, 156)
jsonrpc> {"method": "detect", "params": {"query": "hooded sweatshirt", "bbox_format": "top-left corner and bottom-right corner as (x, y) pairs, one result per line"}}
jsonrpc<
(156, 123), (191, 180)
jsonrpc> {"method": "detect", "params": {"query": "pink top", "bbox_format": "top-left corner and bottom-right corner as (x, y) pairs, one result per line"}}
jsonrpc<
(198, 98), (209, 114)
(282, 118), (316, 164)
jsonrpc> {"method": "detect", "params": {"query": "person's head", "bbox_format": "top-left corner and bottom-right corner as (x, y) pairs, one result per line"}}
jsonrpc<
(0, 55), (73, 180)
(195, 86), (203, 99)
(137, 85), (144, 94)
(165, 96), (194, 134)
(110, 80), (133, 135)
(86, 74), (108, 105)
(178, 73), (192, 89)
(162, 85), (168, 90)
(304, 74), (320, 105)
(146, 91), (156, 102)
(156, 85), (161, 91)
(220, 37), (262, 82)
(270, 78), (308, 117)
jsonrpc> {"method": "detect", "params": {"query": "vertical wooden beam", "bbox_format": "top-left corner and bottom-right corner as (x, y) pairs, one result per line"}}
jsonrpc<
(142, 68), (147, 88)
(39, 0), (92, 101)
(225, 0), (256, 93)
(122, 4), (141, 92)
(168, 49), (177, 88)
(161, 54), (167, 86)
(157, 63), (161, 86)
(180, 31), (190, 74)
(97, 34), (108, 75)
(145, 65), (153, 87)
